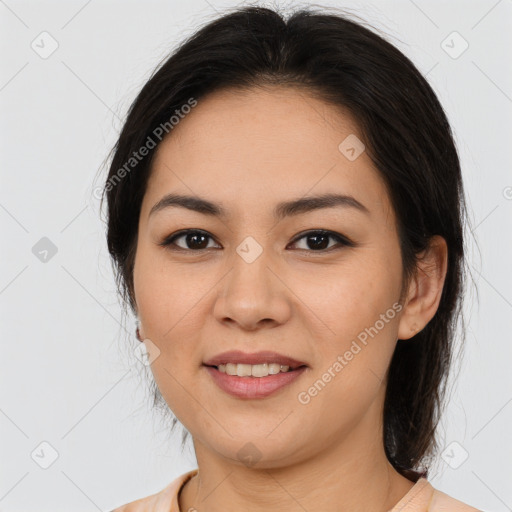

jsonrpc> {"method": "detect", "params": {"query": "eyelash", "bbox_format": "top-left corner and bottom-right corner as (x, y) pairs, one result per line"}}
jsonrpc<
(158, 229), (355, 253)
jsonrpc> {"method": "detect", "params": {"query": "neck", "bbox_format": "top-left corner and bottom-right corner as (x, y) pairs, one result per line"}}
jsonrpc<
(178, 408), (416, 512)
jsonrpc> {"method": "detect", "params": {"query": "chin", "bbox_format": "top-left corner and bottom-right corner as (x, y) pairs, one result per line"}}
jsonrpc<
(196, 431), (311, 469)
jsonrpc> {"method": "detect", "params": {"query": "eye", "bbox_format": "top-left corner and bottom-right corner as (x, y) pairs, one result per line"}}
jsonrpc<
(288, 230), (354, 252)
(159, 229), (354, 253)
(159, 229), (220, 251)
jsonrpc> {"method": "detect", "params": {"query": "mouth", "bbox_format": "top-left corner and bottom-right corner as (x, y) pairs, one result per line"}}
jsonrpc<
(202, 350), (309, 399)
(203, 364), (308, 399)
(203, 362), (307, 376)
(202, 350), (309, 377)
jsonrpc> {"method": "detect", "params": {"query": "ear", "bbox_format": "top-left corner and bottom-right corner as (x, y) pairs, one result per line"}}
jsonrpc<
(397, 235), (448, 340)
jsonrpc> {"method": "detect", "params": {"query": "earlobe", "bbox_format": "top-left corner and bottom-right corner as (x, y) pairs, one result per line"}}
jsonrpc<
(397, 235), (448, 340)
(135, 318), (144, 342)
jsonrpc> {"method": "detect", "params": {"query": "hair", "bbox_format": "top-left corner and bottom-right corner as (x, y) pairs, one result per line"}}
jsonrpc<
(100, 5), (475, 482)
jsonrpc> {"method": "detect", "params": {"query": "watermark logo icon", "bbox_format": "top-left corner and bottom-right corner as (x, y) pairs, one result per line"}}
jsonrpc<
(441, 441), (469, 469)
(32, 237), (58, 263)
(237, 442), (263, 467)
(31, 441), (59, 469)
(134, 338), (161, 366)
(441, 31), (469, 59)
(338, 134), (365, 161)
(236, 236), (263, 264)
(31, 31), (59, 59)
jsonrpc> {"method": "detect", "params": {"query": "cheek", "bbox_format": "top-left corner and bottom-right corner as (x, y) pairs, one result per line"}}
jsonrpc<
(296, 254), (401, 345)
(133, 251), (205, 426)
(134, 244), (199, 334)
(295, 255), (401, 400)
(133, 246), (208, 408)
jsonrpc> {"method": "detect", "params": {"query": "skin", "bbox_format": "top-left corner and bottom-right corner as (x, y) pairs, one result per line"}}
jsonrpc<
(133, 86), (448, 512)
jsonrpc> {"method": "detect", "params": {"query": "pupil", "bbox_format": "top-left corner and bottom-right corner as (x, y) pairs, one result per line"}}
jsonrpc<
(308, 234), (328, 250)
(188, 232), (208, 249)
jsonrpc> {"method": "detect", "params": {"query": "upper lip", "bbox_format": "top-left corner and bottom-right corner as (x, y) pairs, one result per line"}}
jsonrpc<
(203, 350), (308, 369)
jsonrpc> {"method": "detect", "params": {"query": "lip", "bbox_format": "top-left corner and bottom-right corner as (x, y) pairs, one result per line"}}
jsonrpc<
(204, 365), (308, 399)
(203, 350), (308, 369)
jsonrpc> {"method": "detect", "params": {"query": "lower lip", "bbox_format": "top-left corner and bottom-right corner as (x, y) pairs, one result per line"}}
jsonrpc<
(204, 365), (307, 399)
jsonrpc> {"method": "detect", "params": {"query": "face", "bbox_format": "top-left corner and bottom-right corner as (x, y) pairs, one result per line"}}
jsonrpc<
(133, 86), (410, 468)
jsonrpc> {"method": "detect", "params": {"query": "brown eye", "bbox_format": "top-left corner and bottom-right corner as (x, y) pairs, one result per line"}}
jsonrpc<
(159, 229), (220, 251)
(159, 229), (354, 253)
(288, 230), (354, 251)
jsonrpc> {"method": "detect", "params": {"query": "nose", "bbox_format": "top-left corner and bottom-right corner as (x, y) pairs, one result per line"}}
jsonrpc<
(213, 249), (292, 331)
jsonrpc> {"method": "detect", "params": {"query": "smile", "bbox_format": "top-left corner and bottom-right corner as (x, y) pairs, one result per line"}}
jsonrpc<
(203, 364), (308, 399)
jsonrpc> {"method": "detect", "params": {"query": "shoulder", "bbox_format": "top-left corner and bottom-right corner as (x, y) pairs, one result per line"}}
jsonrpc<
(429, 487), (482, 512)
(109, 488), (164, 512)
(391, 477), (482, 512)
(110, 497), (152, 512)
(109, 469), (199, 512)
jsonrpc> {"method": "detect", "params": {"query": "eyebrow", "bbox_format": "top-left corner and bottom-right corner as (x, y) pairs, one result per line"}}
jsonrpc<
(149, 192), (370, 220)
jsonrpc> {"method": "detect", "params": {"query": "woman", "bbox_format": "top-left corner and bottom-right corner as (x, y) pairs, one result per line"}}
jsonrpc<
(104, 5), (482, 512)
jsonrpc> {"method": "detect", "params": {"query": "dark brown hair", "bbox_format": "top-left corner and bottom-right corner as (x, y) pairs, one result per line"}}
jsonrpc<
(100, 5), (474, 482)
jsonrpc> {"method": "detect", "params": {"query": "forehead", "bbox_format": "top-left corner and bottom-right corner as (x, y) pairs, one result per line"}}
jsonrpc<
(143, 86), (393, 223)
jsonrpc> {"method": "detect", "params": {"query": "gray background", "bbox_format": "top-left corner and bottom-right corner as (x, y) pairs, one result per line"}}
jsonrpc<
(1, 0), (511, 511)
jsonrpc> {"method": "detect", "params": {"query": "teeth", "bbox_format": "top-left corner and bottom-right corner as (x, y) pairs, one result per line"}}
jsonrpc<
(218, 363), (292, 377)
